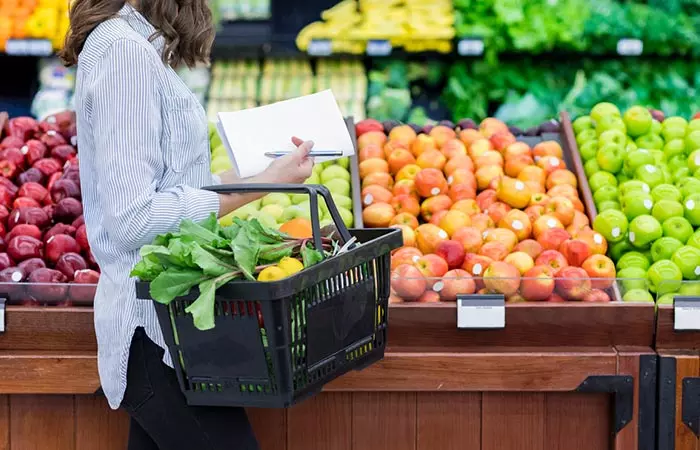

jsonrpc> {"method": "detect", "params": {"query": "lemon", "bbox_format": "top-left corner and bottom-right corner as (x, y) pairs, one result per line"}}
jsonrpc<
(257, 267), (287, 282)
(278, 257), (304, 276)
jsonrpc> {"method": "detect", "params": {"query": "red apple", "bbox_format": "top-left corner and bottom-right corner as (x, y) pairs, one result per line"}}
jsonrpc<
(582, 289), (611, 302)
(391, 264), (426, 300)
(581, 254), (616, 290)
(555, 266), (592, 301)
(438, 269), (476, 301)
(416, 290), (441, 303)
(520, 265), (555, 301)
(435, 240), (466, 270)
(415, 254), (449, 280)
(483, 261), (521, 296)
(559, 239), (591, 267)
(535, 250), (569, 272)
(391, 247), (422, 270)
(514, 239), (543, 260)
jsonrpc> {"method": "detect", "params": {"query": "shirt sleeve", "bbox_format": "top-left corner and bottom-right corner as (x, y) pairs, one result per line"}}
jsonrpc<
(89, 39), (220, 253)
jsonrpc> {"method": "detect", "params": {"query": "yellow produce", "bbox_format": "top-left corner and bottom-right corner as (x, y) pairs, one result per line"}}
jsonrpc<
(278, 257), (304, 276)
(257, 266), (287, 282)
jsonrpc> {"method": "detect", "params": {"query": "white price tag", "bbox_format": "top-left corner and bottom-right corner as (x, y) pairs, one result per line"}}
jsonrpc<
(366, 40), (392, 57)
(458, 39), (484, 56)
(457, 295), (505, 329)
(308, 39), (332, 56)
(617, 39), (643, 56)
(5, 39), (53, 56)
(674, 297), (700, 331)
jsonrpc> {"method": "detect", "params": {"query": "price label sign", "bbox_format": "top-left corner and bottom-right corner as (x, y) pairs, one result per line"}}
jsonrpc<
(307, 39), (332, 57)
(366, 39), (392, 57)
(458, 39), (484, 56)
(457, 294), (505, 329)
(674, 296), (700, 331)
(5, 39), (53, 56)
(617, 39), (643, 56)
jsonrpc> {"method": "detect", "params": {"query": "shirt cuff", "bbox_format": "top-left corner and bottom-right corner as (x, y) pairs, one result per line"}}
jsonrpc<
(211, 173), (222, 185)
(182, 186), (221, 223)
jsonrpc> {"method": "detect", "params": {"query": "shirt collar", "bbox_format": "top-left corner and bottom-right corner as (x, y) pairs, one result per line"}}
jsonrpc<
(117, 3), (166, 55)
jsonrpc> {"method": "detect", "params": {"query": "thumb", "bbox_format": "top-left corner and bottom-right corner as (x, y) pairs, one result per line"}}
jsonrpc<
(291, 136), (304, 147)
(293, 140), (314, 161)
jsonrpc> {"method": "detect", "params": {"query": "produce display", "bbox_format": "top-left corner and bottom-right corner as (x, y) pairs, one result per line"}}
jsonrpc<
(354, 117), (617, 303)
(454, 0), (700, 60)
(131, 213), (333, 330)
(0, 112), (100, 306)
(575, 102), (700, 302)
(296, 0), (455, 54)
(0, 0), (69, 51)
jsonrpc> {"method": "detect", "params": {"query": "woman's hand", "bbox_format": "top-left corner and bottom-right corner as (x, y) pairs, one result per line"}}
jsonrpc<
(260, 137), (315, 184)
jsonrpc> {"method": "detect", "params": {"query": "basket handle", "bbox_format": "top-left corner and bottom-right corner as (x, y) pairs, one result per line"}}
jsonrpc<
(202, 183), (353, 254)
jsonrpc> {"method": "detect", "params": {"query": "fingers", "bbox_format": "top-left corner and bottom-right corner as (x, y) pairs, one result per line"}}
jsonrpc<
(293, 140), (314, 161)
(291, 136), (304, 147)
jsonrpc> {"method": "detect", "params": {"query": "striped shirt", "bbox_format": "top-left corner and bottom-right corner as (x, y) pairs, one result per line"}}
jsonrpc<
(74, 4), (221, 409)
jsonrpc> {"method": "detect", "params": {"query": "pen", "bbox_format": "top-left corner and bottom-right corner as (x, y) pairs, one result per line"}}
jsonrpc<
(264, 150), (344, 158)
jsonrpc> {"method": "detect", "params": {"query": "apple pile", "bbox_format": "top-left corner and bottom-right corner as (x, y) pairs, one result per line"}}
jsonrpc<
(353, 118), (616, 303)
(575, 102), (700, 302)
(0, 113), (100, 306)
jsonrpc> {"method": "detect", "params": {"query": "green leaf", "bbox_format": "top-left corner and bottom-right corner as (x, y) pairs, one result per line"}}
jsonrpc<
(130, 255), (164, 281)
(167, 238), (197, 268)
(258, 242), (294, 263)
(200, 212), (220, 234)
(185, 272), (237, 331)
(220, 222), (241, 241)
(231, 227), (259, 280)
(138, 245), (173, 266)
(248, 218), (287, 244)
(190, 243), (238, 277)
(179, 218), (221, 246)
(153, 232), (179, 247)
(149, 267), (210, 304)
(301, 243), (324, 268)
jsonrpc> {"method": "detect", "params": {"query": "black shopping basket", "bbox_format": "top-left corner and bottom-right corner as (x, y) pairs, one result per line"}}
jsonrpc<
(136, 184), (403, 408)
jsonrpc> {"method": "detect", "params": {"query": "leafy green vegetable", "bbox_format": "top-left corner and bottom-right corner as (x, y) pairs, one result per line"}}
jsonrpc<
(133, 214), (335, 331)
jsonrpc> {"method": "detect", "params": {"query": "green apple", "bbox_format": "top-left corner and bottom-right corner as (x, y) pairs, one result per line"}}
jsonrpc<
(593, 185), (620, 205)
(663, 139), (686, 161)
(320, 165), (350, 184)
(622, 194), (654, 220)
(694, 167), (700, 179)
(336, 157), (350, 170)
(679, 282), (700, 295)
(623, 106), (653, 137)
(684, 193), (700, 226)
(657, 293), (676, 305)
(260, 204), (285, 223)
(593, 209), (629, 243)
(589, 171), (618, 193)
(688, 229), (700, 249)
(291, 193), (308, 204)
(650, 237), (684, 262)
(261, 193), (292, 208)
(620, 180), (650, 196)
(650, 149), (665, 165)
(651, 120), (662, 135)
(576, 129), (598, 147)
(618, 267), (649, 292)
(688, 119), (700, 133)
(688, 150), (700, 173)
(685, 130), (700, 152)
(663, 216), (694, 243)
(626, 141), (638, 153)
(609, 239), (634, 262)
(573, 115), (594, 134)
(598, 201), (621, 212)
(635, 164), (665, 189)
(624, 149), (655, 175)
(668, 155), (689, 174)
(306, 172), (321, 184)
(597, 116), (626, 135)
(319, 218), (333, 228)
(584, 159), (601, 177)
(591, 102), (621, 124)
(663, 116), (688, 130)
(622, 289), (654, 302)
(652, 199), (684, 223)
(672, 245), (700, 280)
(673, 167), (691, 183)
(662, 127), (686, 143)
(598, 129), (626, 147)
(628, 214), (662, 248)
(617, 251), (651, 271)
(312, 164), (324, 176)
(679, 178), (700, 198)
(635, 133), (665, 150)
(651, 184), (682, 203)
(647, 260), (683, 294)
(282, 205), (311, 222)
(231, 203), (258, 221)
(337, 206), (354, 228)
(325, 178), (351, 197)
(579, 140), (599, 161)
(254, 211), (280, 230)
(618, 173), (631, 184)
(331, 194), (353, 210)
(596, 144), (624, 173)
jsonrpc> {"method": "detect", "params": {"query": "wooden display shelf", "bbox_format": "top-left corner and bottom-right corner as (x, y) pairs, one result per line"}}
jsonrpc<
(656, 305), (700, 450)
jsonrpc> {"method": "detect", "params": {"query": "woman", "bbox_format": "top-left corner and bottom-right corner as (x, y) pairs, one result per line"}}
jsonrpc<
(60, 1), (314, 448)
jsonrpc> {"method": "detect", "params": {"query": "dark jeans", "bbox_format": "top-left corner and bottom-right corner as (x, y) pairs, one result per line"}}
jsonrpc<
(121, 327), (260, 450)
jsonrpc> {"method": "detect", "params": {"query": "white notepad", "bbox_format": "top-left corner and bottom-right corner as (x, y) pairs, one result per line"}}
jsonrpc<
(216, 90), (355, 179)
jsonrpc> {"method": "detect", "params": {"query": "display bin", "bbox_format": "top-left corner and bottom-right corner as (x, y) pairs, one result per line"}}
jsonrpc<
(655, 281), (700, 450)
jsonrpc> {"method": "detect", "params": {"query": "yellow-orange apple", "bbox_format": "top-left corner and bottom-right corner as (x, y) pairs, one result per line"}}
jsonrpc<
(389, 125), (417, 147)
(521, 265), (555, 301)
(391, 194), (420, 217)
(395, 164), (421, 182)
(546, 169), (578, 190)
(471, 213), (495, 233)
(410, 134), (437, 157)
(485, 201), (512, 224)
(581, 254), (616, 290)
(453, 226), (483, 253)
(544, 196), (575, 226)
(483, 261), (521, 296)
(429, 125), (457, 149)
(416, 148), (447, 171)
(533, 140), (563, 160)
(358, 131), (387, 150)
(496, 177), (531, 209)
(359, 158), (390, 179)
(390, 224), (416, 248)
(361, 185), (393, 206)
(533, 214), (565, 239)
(577, 228), (608, 256)
(391, 264), (426, 300)
(439, 269), (476, 301)
(421, 195), (453, 222)
(390, 212), (420, 229)
(448, 183), (476, 202)
(441, 139), (468, 160)
(391, 247), (423, 270)
(459, 128), (483, 148)
(452, 199), (480, 216)
(537, 227), (571, 251)
(444, 155), (474, 176)
(515, 239), (543, 260)
(483, 227), (518, 251)
(535, 250), (569, 272)
(439, 210), (471, 237)
(504, 142), (532, 160)
(362, 171), (394, 191)
(504, 154), (534, 178)
(479, 241), (509, 261)
(362, 202), (395, 228)
(359, 144), (384, 162)
(476, 166), (504, 191)
(415, 224), (449, 254)
(468, 138), (494, 160)
(498, 209), (532, 241)
(393, 179), (418, 198)
(414, 168), (449, 197)
(387, 148), (416, 175)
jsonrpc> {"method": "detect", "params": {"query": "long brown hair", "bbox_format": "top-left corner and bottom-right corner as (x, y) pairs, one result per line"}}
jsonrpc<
(60, 0), (215, 68)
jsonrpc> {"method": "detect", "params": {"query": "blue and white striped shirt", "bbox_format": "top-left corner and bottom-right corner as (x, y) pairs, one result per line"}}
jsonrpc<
(74, 4), (221, 409)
